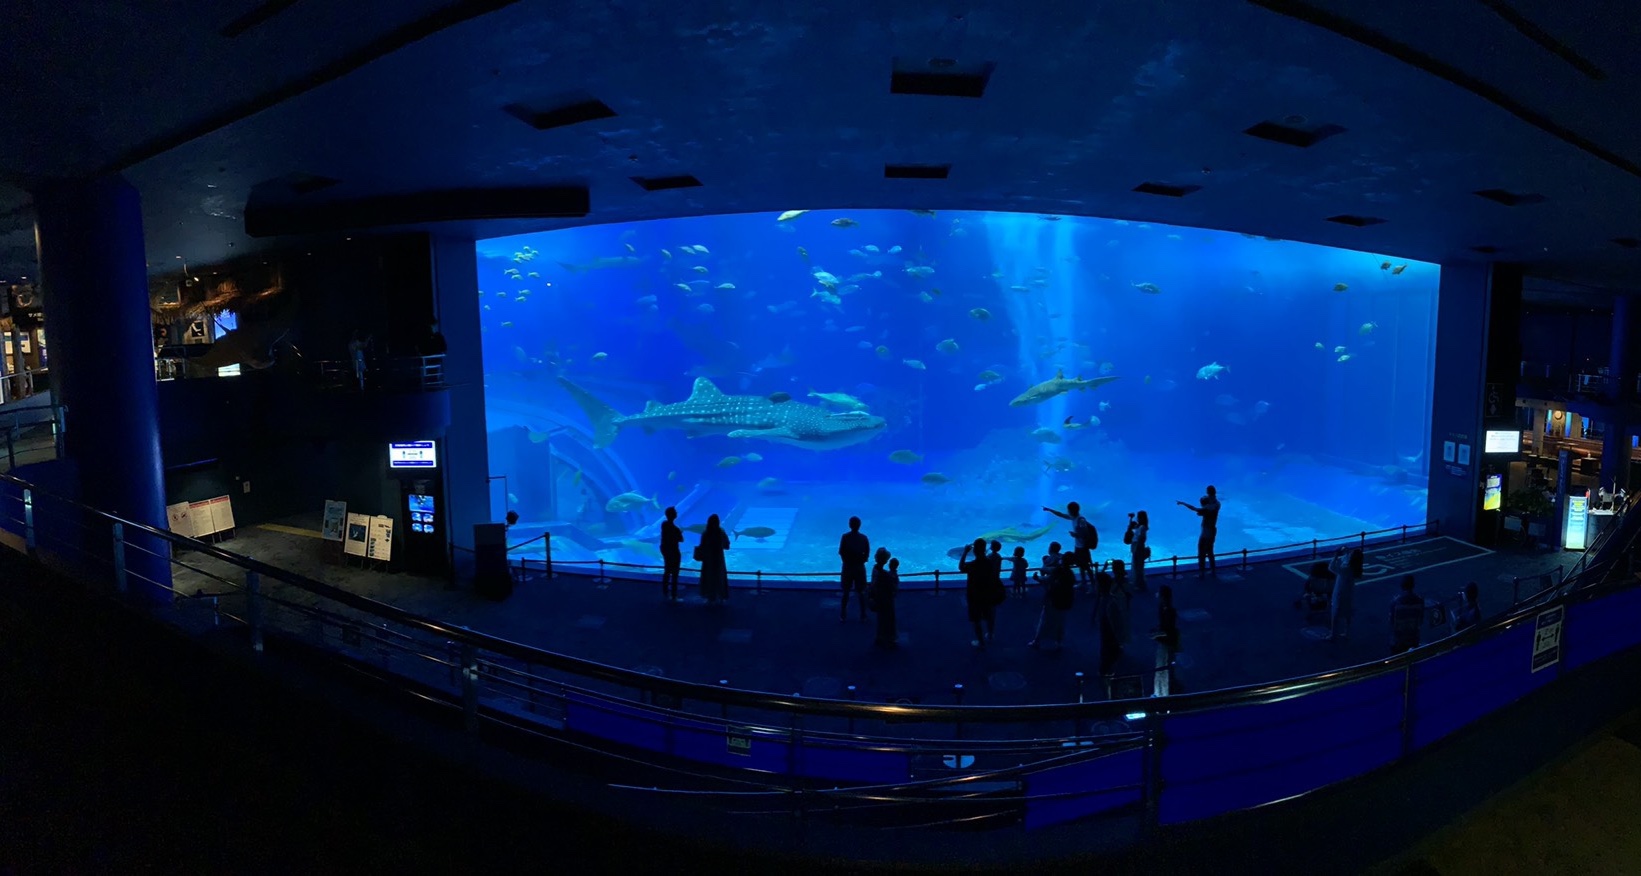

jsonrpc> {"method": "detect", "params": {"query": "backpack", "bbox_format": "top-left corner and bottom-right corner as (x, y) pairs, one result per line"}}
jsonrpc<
(1122, 522), (1134, 546)
(1076, 517), (1099, 550)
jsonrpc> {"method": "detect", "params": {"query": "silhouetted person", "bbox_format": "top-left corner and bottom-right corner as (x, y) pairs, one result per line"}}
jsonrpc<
(1126, 510), (1150, 591)
(1031, 546), (1075, 651)
(960, 538), (1000, 647)
(1389, 574), (1424, 654)
(838, 516), (871, 622)
(871, 547), (899, 648)
(1326, 547), (1361, 641)
(1095, 571), (1124, 679)
(1045, 501), (1098, 589)
(1154, 584), (1180, 692)
(348, 330), (372, 392)
(987, 539), (1004, 597)
(422, 321), (448, 356)
(660, 506), (684, 601)
(1177, 485), (1220, 577)
(504, 510), (519, 529)
(1009, 546), (1029, 595)
(696, 514), (731, 605)
(1453, 581), (1481, 634)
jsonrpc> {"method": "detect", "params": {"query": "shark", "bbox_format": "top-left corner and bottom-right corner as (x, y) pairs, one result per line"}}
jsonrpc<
(557, 376), (886, 450)
(1009, 370), (1122, 407)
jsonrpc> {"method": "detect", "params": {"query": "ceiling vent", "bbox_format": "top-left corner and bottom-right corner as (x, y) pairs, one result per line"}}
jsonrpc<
(1325, 214), (1385, 227)
(1133, 181), (1201, 198)
(1470, 245), (1502, 254)
(1611, 237), (1641, 249)
(504, 96), (617, 132)
(1474, 188), (1546, 206)
(631, 175), (702, 192)
(890, 57), (995, 98)
(287, 174), (340, 196)
(885, 164), (951, 180)
(1244, 119), (1346, 148)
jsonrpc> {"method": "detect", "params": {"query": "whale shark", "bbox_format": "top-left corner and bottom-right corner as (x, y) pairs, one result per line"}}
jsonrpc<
(557, 376), (886, 450)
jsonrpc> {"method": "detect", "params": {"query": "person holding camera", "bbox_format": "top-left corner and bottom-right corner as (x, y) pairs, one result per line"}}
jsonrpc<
(1124, 511), (1150, 591)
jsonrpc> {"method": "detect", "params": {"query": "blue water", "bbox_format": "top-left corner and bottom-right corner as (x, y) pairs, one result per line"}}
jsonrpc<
(475, 211), (1437, 576)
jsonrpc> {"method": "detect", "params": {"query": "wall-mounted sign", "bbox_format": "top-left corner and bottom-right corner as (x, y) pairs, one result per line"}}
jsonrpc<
(1484, 430), (1520, 454)
(726, 728), (753, 756)
(1457, 443), (1472, 466)
(388, 441), (437, 469)
(1483, 474), (1502, 512)
(321, 500), (348, 542)
(1443, 441), (1456, 463)
(1531, 606), (1564, 673)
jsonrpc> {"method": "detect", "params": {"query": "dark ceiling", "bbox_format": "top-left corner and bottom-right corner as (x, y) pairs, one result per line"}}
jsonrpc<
(3, 0), (1640, 293)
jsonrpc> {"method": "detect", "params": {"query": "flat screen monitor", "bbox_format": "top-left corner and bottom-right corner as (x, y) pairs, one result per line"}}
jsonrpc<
(1483, 474), (1502, 511)
(389, 441), (437, 469)
(1484, 430), (1520, 454)
(408, 494), (435, 514)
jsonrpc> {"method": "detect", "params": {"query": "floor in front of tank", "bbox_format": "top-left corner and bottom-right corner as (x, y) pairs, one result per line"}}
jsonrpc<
(171, 523), (1578, 724)
(1368, 706), (1641, 876)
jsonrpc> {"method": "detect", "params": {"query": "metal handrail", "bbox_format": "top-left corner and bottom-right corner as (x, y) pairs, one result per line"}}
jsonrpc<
(2, 466), (1604, 728)
(511, 522), (1432, 586)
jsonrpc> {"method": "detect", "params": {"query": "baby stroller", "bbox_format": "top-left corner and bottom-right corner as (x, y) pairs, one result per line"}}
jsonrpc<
(1294, 561), (1333, 622)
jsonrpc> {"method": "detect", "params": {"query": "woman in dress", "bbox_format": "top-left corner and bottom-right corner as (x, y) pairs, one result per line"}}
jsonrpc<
(696, 514), (731, 604)
(1326, 546), (1361, 640)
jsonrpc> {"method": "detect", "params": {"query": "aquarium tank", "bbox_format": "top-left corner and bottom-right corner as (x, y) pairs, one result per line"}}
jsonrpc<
(476, 210), (1438, 577)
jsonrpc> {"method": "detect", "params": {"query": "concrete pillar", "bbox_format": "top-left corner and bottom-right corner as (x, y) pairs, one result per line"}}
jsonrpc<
(33, 176), (171, 601)
(1604, 424), (1632, 492)
(1427, 262), (1495, 541)
(430, 235), (489, 554)
(1612, 295), (1634, 402)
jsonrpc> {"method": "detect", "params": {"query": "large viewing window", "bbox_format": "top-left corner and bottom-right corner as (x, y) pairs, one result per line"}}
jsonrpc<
(477, 211), (1438, 573)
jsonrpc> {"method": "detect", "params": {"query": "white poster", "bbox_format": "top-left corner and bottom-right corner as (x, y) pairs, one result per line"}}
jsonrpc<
(166, 502), (195, 538)
(344, 513), (370, 558)
(321, 500), (348, 542)
(366, 515), (394, 562)
(181, 496), (235, 537)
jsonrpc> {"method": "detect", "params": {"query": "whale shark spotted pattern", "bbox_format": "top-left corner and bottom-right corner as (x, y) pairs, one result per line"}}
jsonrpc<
(557, 376), (886, 450)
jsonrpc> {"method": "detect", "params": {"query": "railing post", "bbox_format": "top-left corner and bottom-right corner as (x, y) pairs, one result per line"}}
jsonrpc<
(756, 570), (763, 595)
(22, 487), (34, 553)
(953, 682), (965, 739)
(933, 569), (941, 594)
(111, 522), (127, 594)
(1141, 712), (1165, 834)
(1399, 662), (1415, 759)
(461, 642), (479, 734)
(1240, 548), (1248, 571)
(596, 558), (607, 584)
(1312, 538), (1318, 558)
(1401, 524), (1408, 542)
(544, 531), (554, 579)
(1170, 555), (1178, 578)
(1360, 531), (1367, 548)
(245, 569), (263, 653)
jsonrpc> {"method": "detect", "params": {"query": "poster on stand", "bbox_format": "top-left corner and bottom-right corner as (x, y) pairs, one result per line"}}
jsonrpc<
(344, 513), (370, 558)
(366, 515), (394, 562)
(165, 502), (195, 538)
(321, 500), (348, 541)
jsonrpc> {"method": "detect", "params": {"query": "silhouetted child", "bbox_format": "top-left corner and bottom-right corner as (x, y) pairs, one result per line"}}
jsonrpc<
(1010, 546), (1028, 595)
